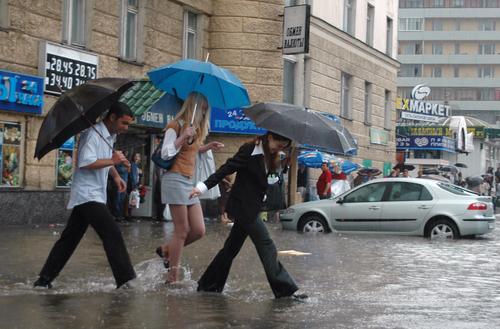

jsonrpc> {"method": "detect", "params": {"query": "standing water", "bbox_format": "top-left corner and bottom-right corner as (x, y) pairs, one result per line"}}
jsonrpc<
(1, 220), (500, 328)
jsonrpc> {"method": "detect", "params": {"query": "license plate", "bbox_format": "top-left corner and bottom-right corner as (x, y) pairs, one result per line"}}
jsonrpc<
(489, 222), (495, 229)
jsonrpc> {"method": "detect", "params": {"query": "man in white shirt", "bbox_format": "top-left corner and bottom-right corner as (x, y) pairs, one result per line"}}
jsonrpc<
(34, 102), (137, 289)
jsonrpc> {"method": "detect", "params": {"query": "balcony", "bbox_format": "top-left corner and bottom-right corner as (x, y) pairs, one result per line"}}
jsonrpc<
(397, 77), (500, 87)
(399, 8), (500, 18)
(398, 54), (500, 64)
(399, 30), (500, 41)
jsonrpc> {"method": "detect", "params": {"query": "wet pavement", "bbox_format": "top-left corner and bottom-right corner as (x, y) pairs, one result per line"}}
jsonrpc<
(1, 218), (500, 328)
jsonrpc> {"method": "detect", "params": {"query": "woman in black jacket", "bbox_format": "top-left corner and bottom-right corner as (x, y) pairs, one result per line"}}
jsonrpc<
(189, 131), (305, 299)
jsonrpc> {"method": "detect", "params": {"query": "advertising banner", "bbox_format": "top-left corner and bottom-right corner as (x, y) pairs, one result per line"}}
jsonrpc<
(396, 135), (455, 152)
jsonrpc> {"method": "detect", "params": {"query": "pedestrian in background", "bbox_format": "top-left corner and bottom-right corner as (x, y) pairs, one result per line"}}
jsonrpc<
(114, 150), (129, 222)
(190, 131), (306, 299)
(34, 102), (137, 289)
(316, 162), (332, 199)
(156, 92), (223, 283)
(126, 152), (142, 220)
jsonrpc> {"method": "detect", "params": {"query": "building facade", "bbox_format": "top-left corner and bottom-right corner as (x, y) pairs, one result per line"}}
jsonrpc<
(0, 0), (284, 223)
(398, 0), (500, 124)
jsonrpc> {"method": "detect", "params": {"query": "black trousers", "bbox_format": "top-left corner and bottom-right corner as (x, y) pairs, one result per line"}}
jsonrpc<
(197, 216), (298, 298)
(38, 202), (136, 287)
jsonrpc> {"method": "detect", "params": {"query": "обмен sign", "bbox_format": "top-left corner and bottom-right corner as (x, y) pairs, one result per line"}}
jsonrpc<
(282, 4), (310, 55)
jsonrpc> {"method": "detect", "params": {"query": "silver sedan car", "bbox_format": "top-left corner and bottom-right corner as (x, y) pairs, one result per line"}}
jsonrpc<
(280, 178), (495, 239)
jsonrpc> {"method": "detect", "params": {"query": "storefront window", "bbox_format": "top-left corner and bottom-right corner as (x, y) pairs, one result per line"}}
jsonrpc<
(56, 137), (75, 187)
(0, 121), (22, 187)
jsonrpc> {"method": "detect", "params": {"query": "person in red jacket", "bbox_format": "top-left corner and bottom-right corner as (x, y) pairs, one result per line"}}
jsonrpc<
(316, 162), (332, 199)
(331, 164), (347, 180)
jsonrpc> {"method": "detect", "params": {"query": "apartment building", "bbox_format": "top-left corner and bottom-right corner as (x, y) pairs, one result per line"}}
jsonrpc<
(398, 0), (500, 123)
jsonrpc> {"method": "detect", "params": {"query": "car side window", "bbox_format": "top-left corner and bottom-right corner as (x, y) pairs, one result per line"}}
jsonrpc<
(387, 182), (431, 202)
(344, 183), (386, 203)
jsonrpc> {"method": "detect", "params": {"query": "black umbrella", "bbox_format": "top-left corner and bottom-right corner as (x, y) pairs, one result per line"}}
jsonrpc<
(244, 102), (357, 155)
(358, 167), (381, 176)
(393, 163), (415, 171)
(35, 78), (134, 160)
(466, 176), (483, 187)
(422, 168), (440, 175)
(455, 162), (468, 168)
(438, 165), (458, 174)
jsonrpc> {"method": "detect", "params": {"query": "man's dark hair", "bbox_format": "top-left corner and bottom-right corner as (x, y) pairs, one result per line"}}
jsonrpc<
(106, 102), (134, 119)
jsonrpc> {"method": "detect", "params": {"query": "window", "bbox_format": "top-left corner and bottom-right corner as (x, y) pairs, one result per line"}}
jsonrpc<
(0, 121), (22, 187)
(479, 0), (497, 7)
(364, 82), (372, 125)
(433, 0), (445, 7)
(431, 66), (442, 77)
(120, 0), (141, 61)
(283, 58), (296, 104)
(399, 18), (423, 31)
(401, 41), (422, 55)
(454, 43), (460, 54)
(432, 19), (443, 31)
(344, 183), (387, 203)
(478, 65), (494, 78)
(432, 43), (443, 55)
(341, 72), (352, 119)
(183, 11), (199, 59)
(386, 17), (393, 56)
(387, 183), (432, 202)
(0, 0), (9, 28)
(366, 4), (374, 46)
(452, 0), (465, 7)
(384, 90), (392, 130)
(344, 0), (356, 35)
(478, 43), (495, 54)
(398, 64), (422, 77)
(63, 0), (87, 46)
(479, 88), (493, 100)
(479, 19), (496, 31)
(399, 0), (423, 8)
(455, 20), (461, 31)
(454, 66), (460, 77)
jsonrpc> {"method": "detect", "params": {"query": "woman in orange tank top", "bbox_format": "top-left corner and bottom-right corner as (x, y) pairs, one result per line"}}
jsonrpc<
(156, 92), (223, 283)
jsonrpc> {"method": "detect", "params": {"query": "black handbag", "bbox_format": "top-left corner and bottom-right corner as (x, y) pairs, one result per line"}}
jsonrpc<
(262, 173), (286, 211)
(152, 121), (180, 170)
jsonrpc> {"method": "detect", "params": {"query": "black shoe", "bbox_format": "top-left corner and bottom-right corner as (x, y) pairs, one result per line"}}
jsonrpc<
(34, 276), (52, 289)
(155, 247), (170, 269)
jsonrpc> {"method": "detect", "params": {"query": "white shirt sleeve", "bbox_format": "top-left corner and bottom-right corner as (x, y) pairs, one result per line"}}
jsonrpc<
(77, 131), (99, 168)
(161, 128), (181, 160)
(195, 181), (208, 194)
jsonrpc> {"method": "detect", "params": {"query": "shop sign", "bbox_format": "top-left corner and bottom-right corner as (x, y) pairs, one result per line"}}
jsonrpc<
(135, 93), (181, 129)
(282, 4), (310, 55)
(370, 127), (388, 145)
(39, 42), (98, 95)
(396, 135), (455, 152)
(211, 108), (266, 135)
(0, 70), (44, 115)
(396, 97), (450, 123)
(397, 126), (486, 139)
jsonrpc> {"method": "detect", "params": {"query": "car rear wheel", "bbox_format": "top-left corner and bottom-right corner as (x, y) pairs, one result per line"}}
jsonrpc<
(298, 214), (329, 233)
(428, 218), (459, 240)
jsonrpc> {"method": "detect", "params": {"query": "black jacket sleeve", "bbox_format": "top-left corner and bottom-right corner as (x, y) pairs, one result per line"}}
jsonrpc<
(203, 143), (253, 190)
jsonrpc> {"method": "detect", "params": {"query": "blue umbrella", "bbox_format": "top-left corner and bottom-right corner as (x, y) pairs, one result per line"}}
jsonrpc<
(338, 160), (361, 174)
(147, 59), (250, 110)
(298, 150), (334, 168)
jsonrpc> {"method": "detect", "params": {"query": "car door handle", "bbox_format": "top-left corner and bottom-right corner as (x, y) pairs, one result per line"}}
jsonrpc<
(369, 206), (380, 210)
(418, 205), (431, 209)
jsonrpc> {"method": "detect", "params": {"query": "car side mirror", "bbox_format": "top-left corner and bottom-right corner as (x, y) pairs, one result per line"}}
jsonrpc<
(336, 197), (344, 204)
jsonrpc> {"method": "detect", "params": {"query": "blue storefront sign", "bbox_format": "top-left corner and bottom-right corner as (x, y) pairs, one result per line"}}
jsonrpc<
(396, 135), (455, 153)
(211, 108), (266, 135)
(0, 70), (44, 115)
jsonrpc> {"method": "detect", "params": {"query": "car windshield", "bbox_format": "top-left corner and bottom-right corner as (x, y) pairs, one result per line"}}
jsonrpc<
(437, 182), (478, 196)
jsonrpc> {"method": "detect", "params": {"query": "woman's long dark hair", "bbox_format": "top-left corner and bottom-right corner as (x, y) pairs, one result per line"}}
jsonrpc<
(253, 132), (291, 173)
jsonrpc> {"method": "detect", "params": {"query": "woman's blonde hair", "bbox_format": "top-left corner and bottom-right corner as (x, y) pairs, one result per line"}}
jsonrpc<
(174, 92), (211, 145)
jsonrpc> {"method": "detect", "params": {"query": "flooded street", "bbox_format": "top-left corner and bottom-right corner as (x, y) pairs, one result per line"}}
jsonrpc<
(1, 219), (500, 328)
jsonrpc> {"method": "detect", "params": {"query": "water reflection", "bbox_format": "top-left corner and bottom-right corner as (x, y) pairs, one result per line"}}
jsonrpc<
(0, 221), (499, 328)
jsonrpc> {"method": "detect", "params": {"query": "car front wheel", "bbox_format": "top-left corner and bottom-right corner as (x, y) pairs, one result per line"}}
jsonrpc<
(428, 218), (459, 240)
(298, 214), (329, 233)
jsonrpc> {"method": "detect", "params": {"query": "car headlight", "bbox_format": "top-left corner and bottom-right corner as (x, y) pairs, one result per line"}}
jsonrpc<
(280, 208), (295, 215)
